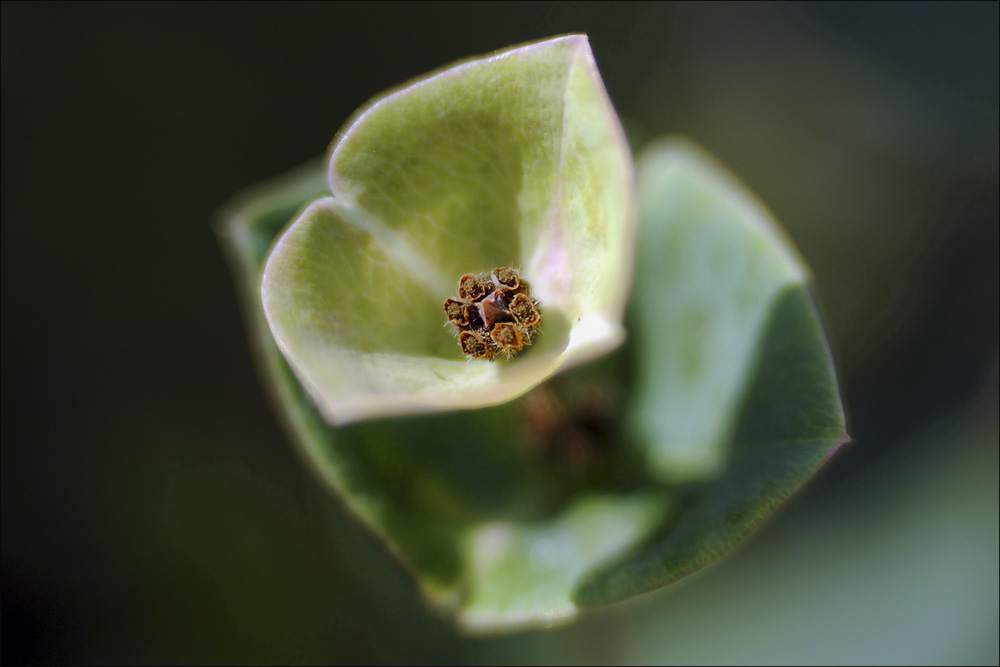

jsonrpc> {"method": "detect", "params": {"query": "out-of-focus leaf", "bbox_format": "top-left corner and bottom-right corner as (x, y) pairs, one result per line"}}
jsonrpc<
(574, 137), (848, 605)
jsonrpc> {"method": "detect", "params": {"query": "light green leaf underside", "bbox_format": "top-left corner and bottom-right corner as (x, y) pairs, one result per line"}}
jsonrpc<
(460, 494), (667, 632)
(262, 35), (634, 424)
(629, 137), (816, 482)
(572, 138), (848, 605)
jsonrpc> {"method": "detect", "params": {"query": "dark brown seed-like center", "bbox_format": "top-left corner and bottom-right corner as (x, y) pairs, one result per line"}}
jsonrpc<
(479, 291), (513, 330)
(443, 266), (542, 361)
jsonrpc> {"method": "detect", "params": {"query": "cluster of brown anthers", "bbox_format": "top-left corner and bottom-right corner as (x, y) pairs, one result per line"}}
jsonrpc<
(443, 266), (542, 361)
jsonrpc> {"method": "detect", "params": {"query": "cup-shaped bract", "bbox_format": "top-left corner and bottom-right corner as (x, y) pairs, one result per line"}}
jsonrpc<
(261, 35), (634, 425)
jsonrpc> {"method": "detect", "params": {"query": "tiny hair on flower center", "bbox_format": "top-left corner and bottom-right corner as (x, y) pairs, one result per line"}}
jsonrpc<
(443, 267), (542, 361)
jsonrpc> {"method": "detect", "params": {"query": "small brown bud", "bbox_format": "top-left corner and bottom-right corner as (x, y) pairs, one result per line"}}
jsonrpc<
(443, 298), (470, 327)
(491, 266), (520, 291)
(458, 273), (487, 302)
(490, 322), (525, 355)
(508, 293), (541, 328)
(459, 331), (494, 360)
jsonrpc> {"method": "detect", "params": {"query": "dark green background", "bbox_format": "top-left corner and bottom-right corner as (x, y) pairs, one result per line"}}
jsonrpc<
(3, 3), (997, 664)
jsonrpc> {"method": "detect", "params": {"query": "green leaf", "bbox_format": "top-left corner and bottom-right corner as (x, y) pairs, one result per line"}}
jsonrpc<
(628, 136), (838, 482)
(573, 137), (848, 605)
(261, 35), (635, 425)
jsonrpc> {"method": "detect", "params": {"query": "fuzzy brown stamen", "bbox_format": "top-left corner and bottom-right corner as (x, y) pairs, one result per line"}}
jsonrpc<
(459, 331), (494, 360)
(490, 322), (524, 355)
(444, 267), (542, 361)
(491, 266), (520, 291)
(509, 293), (541, 327)
(443, 298), (470, 327)
(457, 273), (488, 302)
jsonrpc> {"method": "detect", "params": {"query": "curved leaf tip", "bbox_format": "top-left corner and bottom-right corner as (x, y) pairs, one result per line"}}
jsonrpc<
(262, 35), (635, 425)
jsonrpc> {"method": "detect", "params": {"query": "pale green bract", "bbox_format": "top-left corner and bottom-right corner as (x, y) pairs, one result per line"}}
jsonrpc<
(262, 35), (634, 425)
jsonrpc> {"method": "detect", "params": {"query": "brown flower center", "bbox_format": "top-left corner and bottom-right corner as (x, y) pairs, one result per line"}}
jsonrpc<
(443, 266), (542, 360)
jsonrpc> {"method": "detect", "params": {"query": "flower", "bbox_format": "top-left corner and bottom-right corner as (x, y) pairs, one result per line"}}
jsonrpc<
(221, 34), (847, 635)
(260, 35), (635, 425)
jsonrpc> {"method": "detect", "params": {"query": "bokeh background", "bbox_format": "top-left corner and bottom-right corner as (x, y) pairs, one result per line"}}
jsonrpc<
(2, 2), (997, 664)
